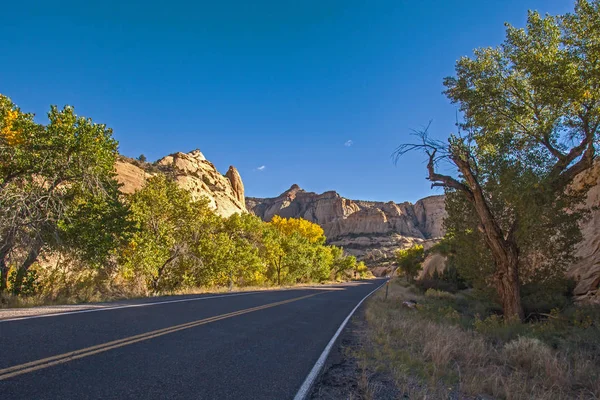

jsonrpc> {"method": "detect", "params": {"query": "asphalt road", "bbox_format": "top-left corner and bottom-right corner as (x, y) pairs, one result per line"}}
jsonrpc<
(0, 280), (384, 400)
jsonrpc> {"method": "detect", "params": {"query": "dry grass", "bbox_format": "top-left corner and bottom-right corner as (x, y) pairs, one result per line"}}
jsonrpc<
(1, 270), (363, 309)
(359, 280), (600, 399)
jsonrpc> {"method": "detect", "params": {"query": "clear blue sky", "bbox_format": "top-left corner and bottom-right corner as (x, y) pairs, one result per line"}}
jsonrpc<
(1, 0), (573, 203)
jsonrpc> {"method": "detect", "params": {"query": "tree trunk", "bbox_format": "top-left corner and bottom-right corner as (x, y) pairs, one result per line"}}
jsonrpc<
(277, 255), (282, 286)
(152, 255), (177, 294)
(455, 158), (525, 321)
(12, 242), (43, 295)
(0, 260), (8, 293)
(0, 238), (14, 294)
(494, 243), (524, 321)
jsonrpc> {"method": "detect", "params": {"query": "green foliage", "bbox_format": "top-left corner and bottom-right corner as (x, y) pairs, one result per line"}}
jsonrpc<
(117, 175), (358, 292)
(442, 0), (600, 300)
(8, 268), (39, 296)
(395, 245), (424, 282)
(425, 288), (455, 300)
(120, 175), (217, 292)
(0, 96), (367, 299)
(211, 213), (265, 287)
(444, 185), (580, 312)
(0, 94), (127, 294)
(58, 181), (133, 267)
(397, 1), (600, 320)
(520, 276), (576, 315)
(330, 246), (357, 280)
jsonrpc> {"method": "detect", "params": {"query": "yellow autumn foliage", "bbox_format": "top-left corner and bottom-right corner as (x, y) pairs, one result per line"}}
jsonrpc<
(0, 108), (23, 146)
(269, 215), (325, 244)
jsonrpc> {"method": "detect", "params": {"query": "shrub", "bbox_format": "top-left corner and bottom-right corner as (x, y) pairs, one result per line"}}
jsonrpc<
(424, 288), (455, 300)
(395, 245), (424, 282)
(473, 314), (530, 343)
(521, 277), (576, 315)
(502, 337), (560, 379)
(416, 278), (459, 293)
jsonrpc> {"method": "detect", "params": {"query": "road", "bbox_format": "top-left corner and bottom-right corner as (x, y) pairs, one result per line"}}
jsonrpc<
(0, 280), (384, 400)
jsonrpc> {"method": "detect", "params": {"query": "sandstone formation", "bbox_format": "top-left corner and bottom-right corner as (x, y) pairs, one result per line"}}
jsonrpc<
(569, 161), (600, 303)
(225, 166), (245, 204)
(246, 185), (446, 264)
(114, 160), (150, 195)
(115, 150), (246, 218)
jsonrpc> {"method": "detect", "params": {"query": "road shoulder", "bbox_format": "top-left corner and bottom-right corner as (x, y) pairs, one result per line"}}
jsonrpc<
(309, 305), (401, 400)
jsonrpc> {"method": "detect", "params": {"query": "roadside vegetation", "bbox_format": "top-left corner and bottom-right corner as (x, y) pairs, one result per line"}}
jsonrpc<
(357, 280), (600, 399)
(0, 95), (370, 307)
(395, 0), (600, 321)
(342, 2), (600, 398)
(342, 0), (600, 399)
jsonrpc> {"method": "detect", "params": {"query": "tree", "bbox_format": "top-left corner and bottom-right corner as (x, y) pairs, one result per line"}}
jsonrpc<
(395, 245), (424, 282)
(0, 95), (125, 294)
(395, 2), (599, 320)
(57, 180), (133, 268)
(219, 213), (264, 288)
(137, 154), (147, 162)
(121, 175), (216, 293)
(312, 245), (334, 282)
(329, 246), (357, 280)
(355, 261), (369, 279)
(260, 225), (285, 285)
(279, 232), (315, 284)
(267, 216), (334, 284)
(269, 215), (326, 244)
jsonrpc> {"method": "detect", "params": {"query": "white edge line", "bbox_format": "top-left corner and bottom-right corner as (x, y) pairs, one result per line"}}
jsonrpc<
(0, 291), (264, 323)
(293, 279), (388, 400)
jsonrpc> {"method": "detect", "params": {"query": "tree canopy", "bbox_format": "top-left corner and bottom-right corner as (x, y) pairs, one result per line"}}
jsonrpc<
(395, 1), (599, 320)
(0, 95), (128, 294)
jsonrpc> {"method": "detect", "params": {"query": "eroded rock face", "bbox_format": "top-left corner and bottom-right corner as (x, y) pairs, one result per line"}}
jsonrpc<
(225, 166), (244, 204)
(569, 161), (600, 303)
(114, 161), (151, 194)
(115, 150), (246, 218)
(246, 185), (446, 264)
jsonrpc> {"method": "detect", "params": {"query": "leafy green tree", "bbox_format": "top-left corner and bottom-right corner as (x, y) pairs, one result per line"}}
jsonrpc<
(260, 225), (285, 285)
(329, 246), (357, 280)
(395, 2), (599, 320)
(219, 213), (264, 288)
(58, 181), (133, 267)
(312, 245), (334, 282)
(279, 232), (315, 284)
(0, 95), (125, 294)
(121, 175), (216, 293)
(395, 245), (424, 282)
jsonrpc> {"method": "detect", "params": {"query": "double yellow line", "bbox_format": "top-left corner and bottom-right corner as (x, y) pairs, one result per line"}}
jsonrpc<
(0, 292), (322, 381)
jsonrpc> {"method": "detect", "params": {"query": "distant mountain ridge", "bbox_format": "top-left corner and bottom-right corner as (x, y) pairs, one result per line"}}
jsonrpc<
(246, 184), (446, 264)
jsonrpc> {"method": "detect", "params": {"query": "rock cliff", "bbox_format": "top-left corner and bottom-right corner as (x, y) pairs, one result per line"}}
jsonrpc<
(115, 150), (246, 217)
(246, 185), (445, 264)
(569, 161), (600, 303)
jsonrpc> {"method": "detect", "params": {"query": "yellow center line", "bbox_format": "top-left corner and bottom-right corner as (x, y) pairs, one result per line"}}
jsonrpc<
(0, 292), (324, 381)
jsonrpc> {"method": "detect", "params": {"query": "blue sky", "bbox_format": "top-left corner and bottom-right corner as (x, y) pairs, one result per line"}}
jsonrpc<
(1, 0), (573, 203)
